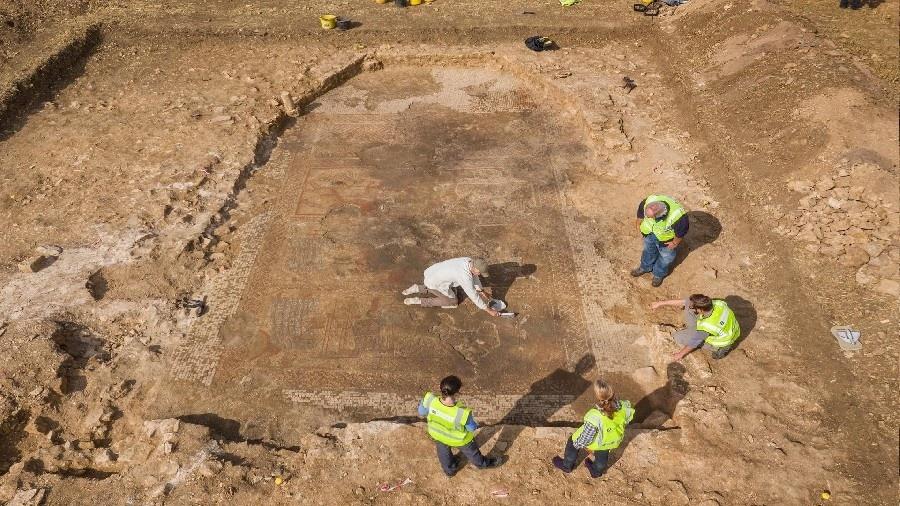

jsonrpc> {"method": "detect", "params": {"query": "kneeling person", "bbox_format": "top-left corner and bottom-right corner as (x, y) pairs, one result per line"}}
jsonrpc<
(651, 294), (741, 361)
(402, 257), (499, 317)
(417, 375), (502, 477)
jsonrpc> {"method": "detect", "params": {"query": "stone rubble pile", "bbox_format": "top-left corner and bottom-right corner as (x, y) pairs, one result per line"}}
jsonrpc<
(775, 164), (900, 297)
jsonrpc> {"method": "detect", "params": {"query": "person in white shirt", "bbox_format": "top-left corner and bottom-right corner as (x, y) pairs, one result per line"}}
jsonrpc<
(402, 257), (500, 317)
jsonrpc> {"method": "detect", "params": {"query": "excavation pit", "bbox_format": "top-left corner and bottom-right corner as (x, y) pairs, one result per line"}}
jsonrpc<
(166, 63), (661, 429)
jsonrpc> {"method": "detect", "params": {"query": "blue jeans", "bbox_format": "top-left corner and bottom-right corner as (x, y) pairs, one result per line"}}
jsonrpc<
(561, 438), (609, 475)
(639, 234), (677, 279)
(435, 440), (487, 476)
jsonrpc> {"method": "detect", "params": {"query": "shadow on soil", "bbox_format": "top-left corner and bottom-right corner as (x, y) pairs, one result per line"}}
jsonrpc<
(606, 363), (689, 470)
(484, 262), (538, 302)
(177, 413), (300, 452)
(52, 321), (109, 394)
(724, 294), (757, 350)
(0, 25), (102, 142)
(671, 210), (722, 273)
(476, 354), (595, 462)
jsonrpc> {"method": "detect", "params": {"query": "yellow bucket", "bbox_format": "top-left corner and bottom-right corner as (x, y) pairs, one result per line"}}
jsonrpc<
(319, 15), (337, 29)
(409, 0), (422, 4)
(375, 0), (388, 3)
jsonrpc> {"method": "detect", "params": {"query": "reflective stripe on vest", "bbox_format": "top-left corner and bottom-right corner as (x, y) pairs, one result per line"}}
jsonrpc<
(697, 300), (741, 348)
(639, 195), (687, 242)
(570, 401), (635, 451)
(422, 392), (474, 447)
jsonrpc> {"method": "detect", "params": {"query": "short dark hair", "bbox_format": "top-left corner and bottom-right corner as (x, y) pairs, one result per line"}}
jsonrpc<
(440, 375), (462, 397)
(689, 294), (713, 312)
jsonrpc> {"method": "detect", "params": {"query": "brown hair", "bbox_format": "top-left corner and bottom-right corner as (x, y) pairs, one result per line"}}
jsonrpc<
(593, 379), (619, 417)
(689, 294), (713, 312)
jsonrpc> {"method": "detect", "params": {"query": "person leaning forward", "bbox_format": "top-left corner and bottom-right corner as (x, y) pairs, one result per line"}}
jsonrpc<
(553, 379), (634, 478)
(630, 194), (689, 287)
(651, 294), (741, 361)
(417, 375), (503, 477)
(402, 257), (499, 316)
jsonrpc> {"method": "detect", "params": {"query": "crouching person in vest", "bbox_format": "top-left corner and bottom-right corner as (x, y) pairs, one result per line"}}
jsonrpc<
(631, 194), (689, 287)
(417, 375), (503, 477)
(651, 294), (741, 360)
(553, 380), (634, 478)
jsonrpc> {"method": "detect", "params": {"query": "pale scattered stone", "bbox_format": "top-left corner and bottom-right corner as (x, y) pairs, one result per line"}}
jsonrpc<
(280, 91), (297, 115)
(92, 448), (115, 465)
(198, 460), (223, 477)
(873, 279), (900, 297)
(826, 197), (845, 209)
(631, 366), (660, 389)
(816, 177), (835, 192)
(787, 180), (813, 193)
(863, 242), (885, 258)
(840, 246), (869, 268)
(830, 219), (850, 232)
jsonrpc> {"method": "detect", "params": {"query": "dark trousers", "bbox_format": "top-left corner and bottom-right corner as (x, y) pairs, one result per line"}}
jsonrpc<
(435, 440), (487, 476)
(561, 438), (610, 475)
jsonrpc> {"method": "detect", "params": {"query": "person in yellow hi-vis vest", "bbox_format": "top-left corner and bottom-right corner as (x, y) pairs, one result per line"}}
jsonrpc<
(630, 194), (689, 287)
(651, 294), (741, 360)
(553, 379), (634, 478)
(417, 375), (503, 477)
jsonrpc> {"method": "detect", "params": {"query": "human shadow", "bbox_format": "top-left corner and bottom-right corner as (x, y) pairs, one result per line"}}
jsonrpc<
(671, 210), (722, 272)
(610, 363), (690, 468)
(633, 362), (689, 424)
(724, 295), (757, 350)
(483, 262), (537, 302)
(478, 353), (595, 459)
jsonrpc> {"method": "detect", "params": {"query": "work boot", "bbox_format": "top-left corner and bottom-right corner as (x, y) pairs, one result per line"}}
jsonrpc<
(839, 0), (849, 7)
(850, 0), (861, 8)
(401, 284), (420, 296)
(484, 456), (504, 469)
(630, 268), (649, 277)
(403, 297), (422, 305)
(583, 459), (605, 479)
(651, 276), (664, 287)
(552, 456), (572, 473)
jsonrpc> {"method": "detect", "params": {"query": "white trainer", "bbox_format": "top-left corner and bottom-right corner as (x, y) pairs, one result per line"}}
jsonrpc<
(403, 297), (422, 305)
(401, 284), (422, 296)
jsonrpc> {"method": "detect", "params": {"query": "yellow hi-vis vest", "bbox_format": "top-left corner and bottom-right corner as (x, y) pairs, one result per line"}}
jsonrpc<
(639, 195), (687, 242)
(422, 392), (475, 447)
(697, 299), (741, 348)
(570, 400), (635, 451)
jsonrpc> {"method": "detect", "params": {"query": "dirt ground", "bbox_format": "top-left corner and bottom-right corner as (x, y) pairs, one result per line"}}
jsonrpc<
(0, 0), (897, 505)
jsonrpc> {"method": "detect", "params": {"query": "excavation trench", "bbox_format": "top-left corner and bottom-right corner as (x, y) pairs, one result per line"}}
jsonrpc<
(164, 60), (677, 435)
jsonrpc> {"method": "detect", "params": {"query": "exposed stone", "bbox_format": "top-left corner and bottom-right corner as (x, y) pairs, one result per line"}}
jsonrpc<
(863, 242), (885, 258)
(873, 279), (900, 297)
(839, 246), (869, 268)
(631, 366), (660, 389)
(787, 180), (813, 193)
(640, 410), (672, 429)
(279, 91), (297, 116)
(829, 219), (850, 232)
(815, 177), (835, 192)
(92, 448), (115, 465)
(198, 460), (223, 477)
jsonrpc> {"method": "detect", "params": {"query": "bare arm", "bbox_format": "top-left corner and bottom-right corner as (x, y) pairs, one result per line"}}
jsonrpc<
(650, 299), (685, 310)
(671, 345), (695, 362)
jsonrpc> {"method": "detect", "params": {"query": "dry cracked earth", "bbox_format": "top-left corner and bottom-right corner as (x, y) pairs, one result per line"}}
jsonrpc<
(0, 0), (897, 505)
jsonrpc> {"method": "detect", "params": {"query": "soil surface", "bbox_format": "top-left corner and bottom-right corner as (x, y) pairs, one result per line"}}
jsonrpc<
(0, 1), (897, 505)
